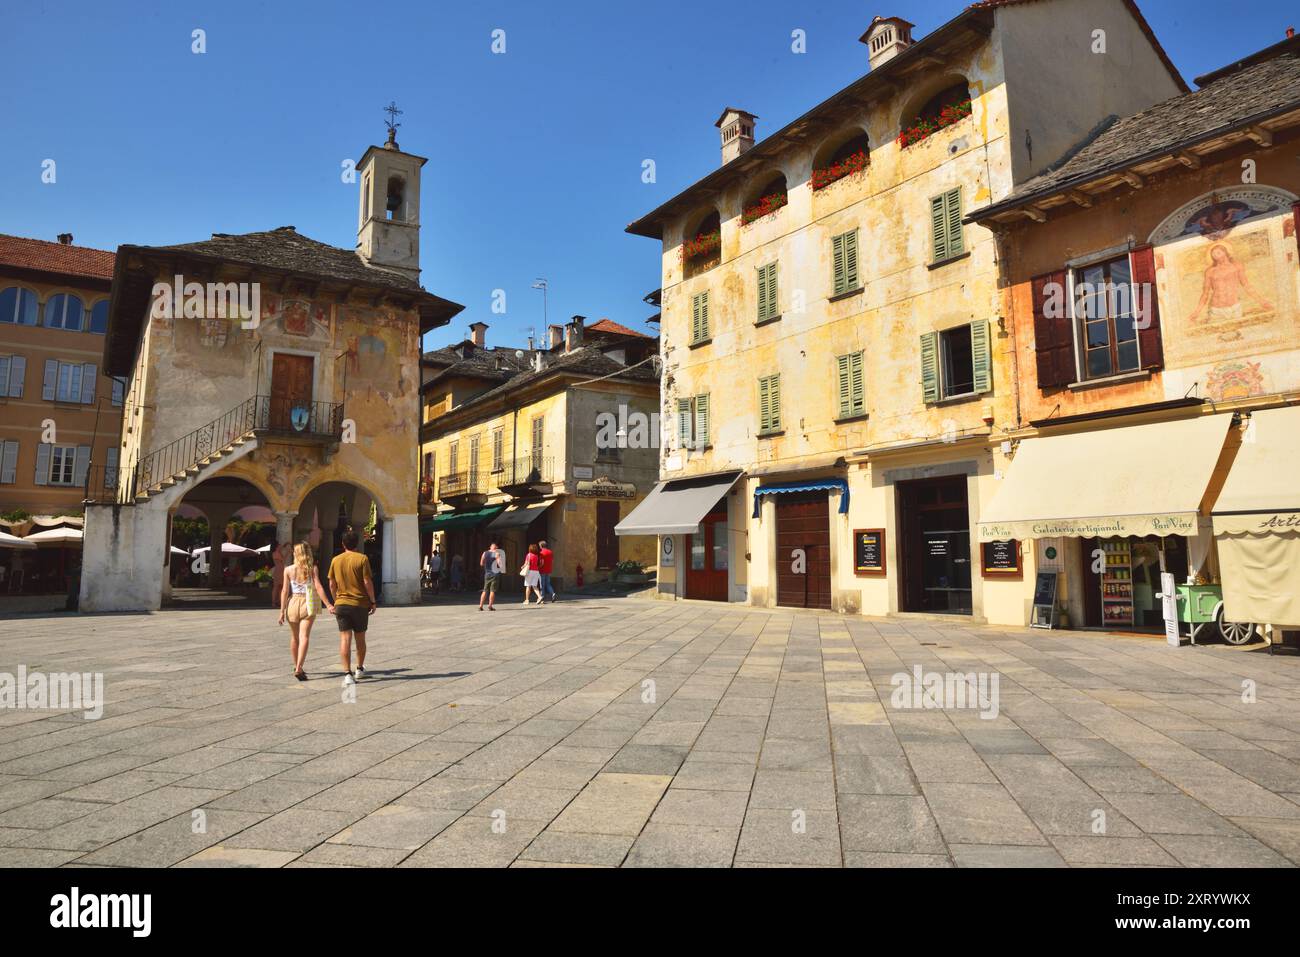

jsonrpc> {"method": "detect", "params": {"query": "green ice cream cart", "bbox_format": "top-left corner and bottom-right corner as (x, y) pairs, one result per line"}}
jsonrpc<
(1173, 582), (1259, 645)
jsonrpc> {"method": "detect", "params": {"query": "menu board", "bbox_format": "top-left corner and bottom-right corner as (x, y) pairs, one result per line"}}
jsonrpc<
(981, 539), (1021, 575)
(853, 529), (885, 575)
(1030, 571), (1059, 629)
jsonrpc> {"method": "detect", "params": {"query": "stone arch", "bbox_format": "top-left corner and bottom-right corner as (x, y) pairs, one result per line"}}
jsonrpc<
(898, 74), (971, 134)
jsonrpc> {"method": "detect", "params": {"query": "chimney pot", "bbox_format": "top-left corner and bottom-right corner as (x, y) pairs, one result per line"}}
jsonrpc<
(860, 16), (915, 70)
(57, 233), (73, 245)
(547, 324), (564, 350)
(1289, 26), (1296, 38)
(564, 316), (585, 353)
(469, 322), (488, 348)
(716, 108), (758, 166)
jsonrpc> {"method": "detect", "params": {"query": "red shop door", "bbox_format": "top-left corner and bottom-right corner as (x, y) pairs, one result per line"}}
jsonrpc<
(685, 509), (729, 601)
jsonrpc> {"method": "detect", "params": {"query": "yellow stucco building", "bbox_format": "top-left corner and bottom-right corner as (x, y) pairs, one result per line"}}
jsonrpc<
(619, 1), (1185, 625)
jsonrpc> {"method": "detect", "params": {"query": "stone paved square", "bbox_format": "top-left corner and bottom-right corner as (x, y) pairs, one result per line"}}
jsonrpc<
(2, 595), (1299, 867)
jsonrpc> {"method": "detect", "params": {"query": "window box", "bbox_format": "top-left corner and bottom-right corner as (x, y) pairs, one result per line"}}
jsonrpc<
(741, 192), (788, 226)
(812, 150), (869, 191)
(898, 100), (972, 149)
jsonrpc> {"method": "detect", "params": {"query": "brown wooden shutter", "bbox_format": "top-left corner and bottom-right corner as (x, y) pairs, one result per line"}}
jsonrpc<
(1129, 244), (1164, 370)
(1031, 270), (1072, 390)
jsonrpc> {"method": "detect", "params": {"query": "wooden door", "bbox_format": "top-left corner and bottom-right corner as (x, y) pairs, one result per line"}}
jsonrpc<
(775, 493), (831, 609)
(685, 510), (729, 601)
(595, 500), (620, 569)
(270, 354), (314, 431)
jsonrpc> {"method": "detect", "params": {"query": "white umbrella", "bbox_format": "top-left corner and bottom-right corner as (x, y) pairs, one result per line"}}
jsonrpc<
(253, 544), (272, 553)
(22, 527), (83, 545)
(170, 546), (190, 556)
(0, 530), (36, 550)
(191, 543), (252, 555)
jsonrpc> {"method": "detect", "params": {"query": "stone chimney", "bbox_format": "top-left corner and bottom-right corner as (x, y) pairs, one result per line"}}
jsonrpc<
(860, 16), (914, 70)
(547, 324), (564, 350)
(57, 233), (73, 245)
(564, 316), (585, 353)
(469, 322), (488, 347)
(715, 108), (758, 166)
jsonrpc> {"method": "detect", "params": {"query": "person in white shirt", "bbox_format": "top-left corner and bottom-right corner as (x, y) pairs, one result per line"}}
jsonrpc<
(478, 541), (504, 611)
(429, 548), (443, 594)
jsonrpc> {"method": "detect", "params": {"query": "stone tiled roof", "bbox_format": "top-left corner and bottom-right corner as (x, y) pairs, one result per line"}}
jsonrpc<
(974, 53), (1300, 217)
(0, 234), (115, 281)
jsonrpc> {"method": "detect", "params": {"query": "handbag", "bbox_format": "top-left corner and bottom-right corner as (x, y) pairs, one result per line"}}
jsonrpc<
(303, 571), (318, 617)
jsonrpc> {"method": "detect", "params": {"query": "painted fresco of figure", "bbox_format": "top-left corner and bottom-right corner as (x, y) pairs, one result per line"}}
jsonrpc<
(1187, 242), (1273, 325)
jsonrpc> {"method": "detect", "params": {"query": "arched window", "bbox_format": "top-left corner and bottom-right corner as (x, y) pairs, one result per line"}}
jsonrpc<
(386, 175), (405, 221)
(0, 286), (38, 325)
(681, 209), (721, 277)
(812, 131), (870, 191)
(900, 79), (972, 147)
(44, 293), (85, 331)
(89, 300), (110, 335)
(742, 173), (788, 225)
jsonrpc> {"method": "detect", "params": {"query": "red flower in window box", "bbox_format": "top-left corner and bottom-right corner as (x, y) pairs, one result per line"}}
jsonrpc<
(741, 191), (789, 226)
(679, 230), (722, 262)
(811, 150), (869, 191)
(897, 100), (972, 148)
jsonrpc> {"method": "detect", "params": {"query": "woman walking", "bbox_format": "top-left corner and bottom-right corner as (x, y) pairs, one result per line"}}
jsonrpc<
(521, 543), (544, 606)
(279, 541), (334, 680)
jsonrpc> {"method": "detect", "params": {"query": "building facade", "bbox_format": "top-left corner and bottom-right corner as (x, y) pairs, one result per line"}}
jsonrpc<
(0, 234), (123, 594)
(80, 127), (463, 611)
(619, 0), (1183, 624)
(420, 317), (659, 591)
(970, 35), (1300, 637)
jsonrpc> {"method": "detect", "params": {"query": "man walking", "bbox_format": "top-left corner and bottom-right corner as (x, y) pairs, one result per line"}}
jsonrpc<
(429, 547), (443, 594)
(478, 540), (504, 611)
(538, 539), (556, 603)
(329, 529), (377, 686)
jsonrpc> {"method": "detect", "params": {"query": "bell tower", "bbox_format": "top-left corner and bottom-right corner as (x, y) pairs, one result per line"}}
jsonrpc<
(356, 103), (426, 282)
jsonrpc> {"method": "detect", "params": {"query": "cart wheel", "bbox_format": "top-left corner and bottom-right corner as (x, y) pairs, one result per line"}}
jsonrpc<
(1215, 607), (1258, 645)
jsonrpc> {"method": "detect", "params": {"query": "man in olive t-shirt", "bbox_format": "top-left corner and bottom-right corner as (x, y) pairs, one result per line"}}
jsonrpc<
(329, 530), (376, 687)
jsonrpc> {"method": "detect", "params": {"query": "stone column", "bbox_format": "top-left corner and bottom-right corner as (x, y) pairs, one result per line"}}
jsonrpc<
(381, 514), (421, 605)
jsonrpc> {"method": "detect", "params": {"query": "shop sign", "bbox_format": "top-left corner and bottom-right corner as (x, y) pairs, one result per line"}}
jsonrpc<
(575, 477), (637, 499)
(981, 540), (1022, 576)
(572, 466), (594, 480)
(978, 513), (1199, 542)
(660, 536), (675, 567)
(1030, 571), (1059, 629)
(853, 529), (885, 576)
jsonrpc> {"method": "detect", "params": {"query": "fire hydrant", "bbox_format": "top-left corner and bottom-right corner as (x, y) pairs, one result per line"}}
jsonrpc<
(576, 564), (584, 588)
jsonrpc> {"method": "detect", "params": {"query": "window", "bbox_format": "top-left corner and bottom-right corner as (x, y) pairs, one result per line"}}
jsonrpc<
(468, 435), (480, 476)
(836, 351), (865, 419)
(691, 291), (710, 344)
(742, 173), (789, 225)
(683, 210), (721, 277)
(931, 188), (964, 263)
(0, 287), (38, 325)
(104, 446), (119, 489)
(44, 294), (85, 331)
(0, 355), (26, 398)
(89, 300), (110, 335)
(0, 440), (17, 484)
(920, 322), (992, 402)
(36, 444), (88, 487)
(449, 440), (459, 475)
(756, 263), (778, 323)
(758, 374), (782, 434)
(43, 360), (94, 404)
(491, 428), (503, 472)
(812, 131), (871, 191)
(111, 376), (125, 407)
(832, 229), (860, 295)
(531, 416), (544, 471)
(1074, 255), (1139, 379)
(676, 394), (710, 450)
(914, 81), (971, 127)
(423, 451), (435, 480)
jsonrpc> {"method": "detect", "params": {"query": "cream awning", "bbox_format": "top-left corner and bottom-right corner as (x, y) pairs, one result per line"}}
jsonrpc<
(615, 470), (742, 536)
(487, 500), (555, 531)
(1212, 405), (1300, 626)
(977, 414), (1234, 543)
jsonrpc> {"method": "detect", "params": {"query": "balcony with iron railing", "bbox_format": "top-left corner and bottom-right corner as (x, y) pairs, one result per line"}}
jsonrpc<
(436, 469), (491, 508)
(494, 455), (556, 498)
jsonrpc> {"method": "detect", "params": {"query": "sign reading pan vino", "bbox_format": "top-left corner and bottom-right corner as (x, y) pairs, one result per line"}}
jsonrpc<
(854, 529), (885, 576)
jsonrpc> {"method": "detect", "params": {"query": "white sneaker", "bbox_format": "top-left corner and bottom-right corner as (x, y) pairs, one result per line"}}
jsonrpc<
(355, 666), (366, 680)
(342, 672), (356, 687)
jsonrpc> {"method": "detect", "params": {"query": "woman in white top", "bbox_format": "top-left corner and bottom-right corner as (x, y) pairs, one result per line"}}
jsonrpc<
(278, 541), (334, 681)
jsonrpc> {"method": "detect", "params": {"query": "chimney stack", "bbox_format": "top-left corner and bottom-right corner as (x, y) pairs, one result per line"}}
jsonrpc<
(1289, 26), (1296, 38)
(715, 108), (758, 166)
(547, 324), (565, 350)
(469, 322), (488, 348)
(564, 316), (585, 353)
(860, 16), (915, 71)
(57, 233), (73, 246)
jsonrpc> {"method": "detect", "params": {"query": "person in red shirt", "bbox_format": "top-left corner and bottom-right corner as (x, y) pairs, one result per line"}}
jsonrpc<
(538, 540), (556, 603)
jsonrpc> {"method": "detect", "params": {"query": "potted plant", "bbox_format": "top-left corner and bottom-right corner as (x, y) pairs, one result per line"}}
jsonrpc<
(611, 560), (650, 584)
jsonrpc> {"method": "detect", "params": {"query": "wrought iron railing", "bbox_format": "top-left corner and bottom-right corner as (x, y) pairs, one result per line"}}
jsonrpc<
(494, 455), (555, 489)
(83, 395), (343, 504)
(437, 470), (490, 500)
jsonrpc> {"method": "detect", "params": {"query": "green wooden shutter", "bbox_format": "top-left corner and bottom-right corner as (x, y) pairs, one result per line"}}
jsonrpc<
(946, 188), (964, 257)
(832, 233), (847, 294)
(701, 291), (710, 340)
(768, 374), (781, 431)
(758, 378), (771, 433)
(931, 194), (949, 262)
(920, 332), (940, 403)
(678, 398), (692, 448)
(844, 229), (859, 290)
(695, 394), (710, 448)
(971, 320), (992, 394)
(756, 265), (769, 322)
(836, 355), (851, 419)
(849, 351), (865, 416)
(691, 293), (702, 343)
(766, 262), (778, 318)
(757, 263), (778, 322)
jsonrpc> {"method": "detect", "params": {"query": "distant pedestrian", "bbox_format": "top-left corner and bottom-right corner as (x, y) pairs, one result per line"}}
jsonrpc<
(479, 540), (505, 611)
(521, 543), (543, 606)
(538, 539), (556, 603)
(450, 553), (465, 592)
(279, 541), (334, 680)
(329, 530), (376, 687)
(429, 547), (443, 594)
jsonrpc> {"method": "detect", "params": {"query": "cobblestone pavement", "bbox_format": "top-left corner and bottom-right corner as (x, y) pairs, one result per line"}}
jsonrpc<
(1, 595), (1299, 868)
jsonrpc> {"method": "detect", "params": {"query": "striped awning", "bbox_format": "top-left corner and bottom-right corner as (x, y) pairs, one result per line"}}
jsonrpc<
(753, 478), (849, 518)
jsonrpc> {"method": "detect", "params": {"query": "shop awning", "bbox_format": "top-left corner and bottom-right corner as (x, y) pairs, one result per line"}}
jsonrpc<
(615, 470), (742, 536)
(976, 414), (1234, 542)
(487, 500), (555, 531)
(421, 505), (505, 533)
(752, 478), (849, 518)
(1212, 405), (1300, 625)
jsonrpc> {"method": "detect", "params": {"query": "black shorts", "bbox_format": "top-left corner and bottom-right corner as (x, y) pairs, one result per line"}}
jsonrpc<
(335, 603), (370, 633)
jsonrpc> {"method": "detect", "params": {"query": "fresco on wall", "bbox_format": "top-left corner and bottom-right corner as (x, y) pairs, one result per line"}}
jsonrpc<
(1151, 187), (1300, 375)
(260, 294), (329, 339)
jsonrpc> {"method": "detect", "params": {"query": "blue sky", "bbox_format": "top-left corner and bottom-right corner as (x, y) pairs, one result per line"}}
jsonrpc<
(1, 0), (1294, 351)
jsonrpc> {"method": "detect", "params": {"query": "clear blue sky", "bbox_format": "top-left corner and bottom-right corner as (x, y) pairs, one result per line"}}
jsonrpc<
(1, 0), (1294, 351)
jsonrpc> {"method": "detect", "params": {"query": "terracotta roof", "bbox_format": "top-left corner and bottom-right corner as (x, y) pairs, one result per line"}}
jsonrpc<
(586, 318), (650, 338)
(0, 234), (115, 281)
(971, 52), (1300, 219)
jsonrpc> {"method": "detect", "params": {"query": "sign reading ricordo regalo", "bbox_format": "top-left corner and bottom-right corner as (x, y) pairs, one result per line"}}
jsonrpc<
(977, 513), (1201, 543)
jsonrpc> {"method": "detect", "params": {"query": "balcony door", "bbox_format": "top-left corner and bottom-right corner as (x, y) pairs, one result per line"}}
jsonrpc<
(270, 353), (314, 432)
